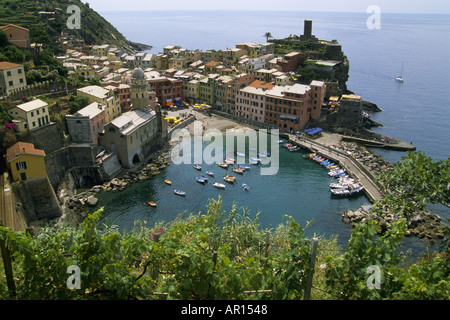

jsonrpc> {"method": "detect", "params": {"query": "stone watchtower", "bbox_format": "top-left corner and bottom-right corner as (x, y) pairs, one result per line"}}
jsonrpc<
(300, 19), (318, 42)
(130, 67), (150, 110)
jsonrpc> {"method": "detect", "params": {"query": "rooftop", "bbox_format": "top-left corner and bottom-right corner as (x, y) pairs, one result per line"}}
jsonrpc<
(77, 85), (110, 99)
(110, 109), (156, 135)
(15, 99), (48, 112)
(74, 102), (105, 118)
(0, 61), (23, 70)
(6, 142), (45, 162)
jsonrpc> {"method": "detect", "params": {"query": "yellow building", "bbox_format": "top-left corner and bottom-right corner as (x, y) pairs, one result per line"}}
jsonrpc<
(7, 99), (50, 132)
(77, 85), (121, 122)
(6, 142), (47, 182)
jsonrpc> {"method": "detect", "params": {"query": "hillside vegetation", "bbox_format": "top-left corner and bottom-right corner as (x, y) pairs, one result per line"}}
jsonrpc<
(0, 0), (150, 53)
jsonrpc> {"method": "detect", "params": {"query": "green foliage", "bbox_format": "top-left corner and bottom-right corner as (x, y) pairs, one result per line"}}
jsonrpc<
(68, 95), (89, 114)
(374, 151), (450, 221)
(1, 196), (449, 300)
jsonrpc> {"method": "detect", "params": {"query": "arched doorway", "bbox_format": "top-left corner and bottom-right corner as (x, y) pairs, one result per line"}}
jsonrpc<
(132, 154), (140, 165)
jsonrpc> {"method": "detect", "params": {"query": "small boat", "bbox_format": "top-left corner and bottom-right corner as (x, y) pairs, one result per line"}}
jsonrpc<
(174, 189), (186, 196)
(225, 158), (236, 164)
(223, 174), (236, 183)
(258, 153), (267, 158)
(236, 152), (245, 157)
(206, 171), (214, 176)
(275, 140), (285, 144)
(164, 180), (172, 185)
(331, 184), (364, 196)
(193, 165), (202, 170)
(213, 182), (226, 189)
(251, 157), (261, 162)
(218, 162), (228, 169)
(394, 62), (404, 83)
(249, 159), (259, 165)
(200, 175), (209, 182)
(232, 167), (245, 174)
(238, 165), (250, 170)
(242, 183), (249, 191)
(196, 177), (206, 184)
(148, 201), (157, 207)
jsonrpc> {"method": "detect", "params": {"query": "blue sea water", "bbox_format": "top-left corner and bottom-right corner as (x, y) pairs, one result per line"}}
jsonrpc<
(96, 10), (450, 253)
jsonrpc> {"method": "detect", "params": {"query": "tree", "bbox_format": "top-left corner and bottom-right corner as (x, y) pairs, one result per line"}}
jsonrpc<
(0, 29), (9, 47)
(374, 151), (450, 222)
(2, 128), (17, 149)
(263, 32), (273, 42)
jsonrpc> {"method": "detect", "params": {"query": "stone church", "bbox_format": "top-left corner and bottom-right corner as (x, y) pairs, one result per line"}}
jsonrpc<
(98, 68), (168, 169)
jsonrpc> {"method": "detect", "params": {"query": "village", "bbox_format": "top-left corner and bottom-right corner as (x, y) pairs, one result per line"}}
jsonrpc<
(0, 18), (417, 233)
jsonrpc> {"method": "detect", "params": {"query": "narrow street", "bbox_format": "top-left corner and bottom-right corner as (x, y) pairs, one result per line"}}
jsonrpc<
(1, 173), (26, 232)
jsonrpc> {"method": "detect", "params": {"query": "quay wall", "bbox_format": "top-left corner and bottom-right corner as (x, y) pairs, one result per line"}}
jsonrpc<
(283, 134), (384, 202)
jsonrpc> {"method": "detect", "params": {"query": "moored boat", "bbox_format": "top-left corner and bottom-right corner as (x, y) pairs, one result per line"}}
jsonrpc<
(213, 182), (226, 189)
(148, 201), (157, 207)
(218, 162), (228, 169)
(242, 183), (249, 191)
(193, 165), (202, 170)
(164, 179), (172, 185)
(206, 171), (214, 176)
(174, 189), (186, 196)
(196, 176), (206, 184)
(232, 167), (245, 174)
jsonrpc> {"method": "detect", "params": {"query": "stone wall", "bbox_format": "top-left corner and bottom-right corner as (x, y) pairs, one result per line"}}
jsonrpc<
(13, 176), (62, 225)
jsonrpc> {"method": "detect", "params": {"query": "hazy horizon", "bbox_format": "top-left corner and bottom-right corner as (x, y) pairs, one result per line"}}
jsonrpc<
(86, 0), (450, 15)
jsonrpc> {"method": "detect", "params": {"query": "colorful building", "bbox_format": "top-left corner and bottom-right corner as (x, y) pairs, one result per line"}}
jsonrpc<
(7, 99), (50, 132)
(0, 24), (30, 48)
(5, 142), (47, 182)
(0, 61), (27, 96)
(77, 85), (121, 122)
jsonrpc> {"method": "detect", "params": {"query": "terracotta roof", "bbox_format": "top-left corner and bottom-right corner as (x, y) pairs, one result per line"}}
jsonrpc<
(0, 61), (23, 70)
(6, 142), (46, 162)
(248, 80), (275, 90)
(0, 24), (29, 31)
(205, 61), (219, 67)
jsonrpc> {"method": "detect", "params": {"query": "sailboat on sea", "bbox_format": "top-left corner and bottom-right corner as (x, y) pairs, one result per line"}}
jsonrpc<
(395, 62), (404, 83)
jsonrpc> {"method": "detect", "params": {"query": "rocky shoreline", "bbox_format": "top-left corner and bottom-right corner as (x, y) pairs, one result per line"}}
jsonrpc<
(342, 207), (445, 242)
(55, 151), (171, 226)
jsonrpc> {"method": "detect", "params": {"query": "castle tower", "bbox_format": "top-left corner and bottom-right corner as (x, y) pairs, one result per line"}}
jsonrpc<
(304, 20), (312, 38)
(130, 67), (150, 111)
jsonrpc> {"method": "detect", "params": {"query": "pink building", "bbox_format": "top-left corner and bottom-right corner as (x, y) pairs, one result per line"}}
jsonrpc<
(235, 80), (274, 122)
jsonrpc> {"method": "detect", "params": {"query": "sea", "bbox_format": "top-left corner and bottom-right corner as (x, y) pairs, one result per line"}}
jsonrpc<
(93, 10), (450, 254)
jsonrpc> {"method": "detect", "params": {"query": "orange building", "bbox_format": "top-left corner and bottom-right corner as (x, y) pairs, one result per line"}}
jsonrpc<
(0, 24), (30, 48)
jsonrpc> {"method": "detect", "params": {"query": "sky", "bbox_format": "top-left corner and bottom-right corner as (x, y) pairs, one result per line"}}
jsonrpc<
(85, 0), (450, 14)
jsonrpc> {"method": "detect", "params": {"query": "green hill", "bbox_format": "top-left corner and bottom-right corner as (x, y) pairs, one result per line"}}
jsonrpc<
(0, 0), (150, 53)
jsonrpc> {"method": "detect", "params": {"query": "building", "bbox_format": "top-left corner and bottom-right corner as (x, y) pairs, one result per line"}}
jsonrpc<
(0, 62), (27, 96)
(5, 142), (47, 182)
(236, 80), (274, 122)
(0, 24), (30, 48)
(65, 102), (106, 144)
(77, 85), (121, 122)
(336, 94), (363, 128)
(146, 72), (183, 108)
(264, 81), (326, 131)
(7, 99), (50, 132)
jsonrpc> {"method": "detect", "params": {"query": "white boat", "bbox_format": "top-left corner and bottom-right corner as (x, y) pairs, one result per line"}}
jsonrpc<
(206, 171), (214, 176)
(213, 182), (226, 189)
(251, 157), (261, 162)
(330, 184), (364, 196)
(242, 183), (249, 191)
(329, 176), (356, 189)
(328, 168), (346, 177)
(236, 152), (245, 157)
(174, 189), (186, 196)
(258, 153), (267, 158)
(249, 159), (259, 165)
(395, 62), (404, 83)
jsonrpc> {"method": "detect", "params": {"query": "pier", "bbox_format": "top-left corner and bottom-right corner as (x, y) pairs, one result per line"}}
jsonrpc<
(284, 134), (384, 203)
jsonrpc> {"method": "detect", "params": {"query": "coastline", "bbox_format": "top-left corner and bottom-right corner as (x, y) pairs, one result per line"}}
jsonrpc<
(55, 108), (443, 243)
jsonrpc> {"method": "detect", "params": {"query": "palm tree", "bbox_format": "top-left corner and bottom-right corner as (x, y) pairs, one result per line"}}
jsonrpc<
(263, 32), (273, 42)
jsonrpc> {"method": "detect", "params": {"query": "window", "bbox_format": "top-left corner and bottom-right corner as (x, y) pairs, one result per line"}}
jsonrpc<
(18, 69), (22, 74)
(16, 161), (27, 171)
(8, 81), (13, 86)
(6, 71), (11, 77)
(19, 78), (24, 84)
